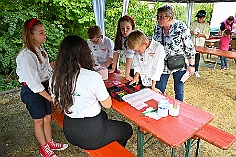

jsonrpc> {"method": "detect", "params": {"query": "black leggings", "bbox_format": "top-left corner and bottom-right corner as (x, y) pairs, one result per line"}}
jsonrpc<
(195, 53), (200, 72)
(63, 110), (133, 150)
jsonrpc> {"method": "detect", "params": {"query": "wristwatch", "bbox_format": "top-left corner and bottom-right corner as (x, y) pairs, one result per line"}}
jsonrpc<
(189, 64), (195, 67)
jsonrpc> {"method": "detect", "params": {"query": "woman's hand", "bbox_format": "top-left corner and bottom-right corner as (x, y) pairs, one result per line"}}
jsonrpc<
(187, 66), (195, 75)
(190, 30), (195, 35)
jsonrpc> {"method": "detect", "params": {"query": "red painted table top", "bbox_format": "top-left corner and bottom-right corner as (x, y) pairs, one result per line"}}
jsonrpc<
(106, 73), (214, 148)
(52, 73), (214, 148)
(195, 46), (236, 59)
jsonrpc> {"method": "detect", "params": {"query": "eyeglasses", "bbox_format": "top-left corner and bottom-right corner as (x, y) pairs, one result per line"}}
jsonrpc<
(90, 36), (101, 43)
(156, 15), (168, 20)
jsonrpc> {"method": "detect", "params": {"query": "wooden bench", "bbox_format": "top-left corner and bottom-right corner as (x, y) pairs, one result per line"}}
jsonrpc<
(192, 124), (235, 157)
(51, 106), (135, 157)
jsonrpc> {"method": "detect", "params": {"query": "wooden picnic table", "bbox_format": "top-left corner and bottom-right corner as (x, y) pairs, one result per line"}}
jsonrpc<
(195, 46), (236, 59)
(207, 35), (236, 49)
(106, 73), (214, 157)
(195, 46), (236, 69)
(205, 38), (220, 48)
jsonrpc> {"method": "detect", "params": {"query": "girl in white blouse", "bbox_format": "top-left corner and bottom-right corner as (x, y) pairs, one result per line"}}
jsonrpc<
(16, 18), (67, 157)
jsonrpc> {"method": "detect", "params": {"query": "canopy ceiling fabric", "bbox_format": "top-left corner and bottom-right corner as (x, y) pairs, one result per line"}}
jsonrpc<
(92, 0), (235, 35)
(122, 0), (130, 16)
(92, 0), (106, 35)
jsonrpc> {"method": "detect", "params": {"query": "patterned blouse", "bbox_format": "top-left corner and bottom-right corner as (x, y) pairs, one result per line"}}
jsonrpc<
(153, 20), (196, 74)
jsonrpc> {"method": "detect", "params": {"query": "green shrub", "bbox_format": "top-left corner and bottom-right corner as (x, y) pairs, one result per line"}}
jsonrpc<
(0, 0), (214, 91)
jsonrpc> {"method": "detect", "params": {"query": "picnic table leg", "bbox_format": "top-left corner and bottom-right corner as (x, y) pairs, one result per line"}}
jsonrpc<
(171, 148), (176, 157)
(195, 139), (201, 157)
(185, 138), (193, 157)
(201, 54), (206, 62)
(137, 127), (144, 157)
(213, 57), (220, 69)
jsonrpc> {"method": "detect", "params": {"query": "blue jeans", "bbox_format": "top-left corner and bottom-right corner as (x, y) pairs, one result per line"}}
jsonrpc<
(157, 70), (186, 102)
(220, 56), (228, 67)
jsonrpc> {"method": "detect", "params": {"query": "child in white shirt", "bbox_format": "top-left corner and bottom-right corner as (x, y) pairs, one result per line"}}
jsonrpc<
(109, 15), (136, 81)
(87, 25), (114, 69)
(127, 30), (165, 93)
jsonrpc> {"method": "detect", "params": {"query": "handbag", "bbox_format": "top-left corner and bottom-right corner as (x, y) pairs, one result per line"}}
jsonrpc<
(166, 54), (186, 70)
(161, 27), (186, 70)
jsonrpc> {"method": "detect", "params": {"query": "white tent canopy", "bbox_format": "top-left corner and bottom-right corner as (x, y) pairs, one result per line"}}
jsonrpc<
(92, 0), (130, 35)
(92, 0), (106, 35)
(92, 0), (236, 34)
(91, 0), (235, 69)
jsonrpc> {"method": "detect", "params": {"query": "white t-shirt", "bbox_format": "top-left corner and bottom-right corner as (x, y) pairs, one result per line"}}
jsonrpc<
(50, 68), (109, 118)
(16, 47), (53, 93)
(133, 39), (165, 86)
(87, 36), (114, 66)
(190, 20), (210, 47)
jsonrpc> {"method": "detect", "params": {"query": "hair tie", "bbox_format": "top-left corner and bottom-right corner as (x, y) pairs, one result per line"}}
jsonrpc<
(29, 18), (37, 29)
(124, 15), (134, 24)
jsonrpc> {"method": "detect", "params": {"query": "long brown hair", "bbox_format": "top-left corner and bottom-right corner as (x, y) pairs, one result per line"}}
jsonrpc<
(51, 35), (94, 114)
(114, 15), (136, 51)
(20, 18), (47, 64)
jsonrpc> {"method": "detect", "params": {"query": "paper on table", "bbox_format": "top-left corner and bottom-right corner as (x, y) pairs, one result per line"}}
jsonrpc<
(141, 107), (162, 120)
(122, 88), (166, 110)
(144, 112), (162, 120)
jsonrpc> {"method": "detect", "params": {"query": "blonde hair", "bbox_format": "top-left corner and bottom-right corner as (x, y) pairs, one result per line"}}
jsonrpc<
(87, 25), (102, 39)
(127, 30), (147, 50)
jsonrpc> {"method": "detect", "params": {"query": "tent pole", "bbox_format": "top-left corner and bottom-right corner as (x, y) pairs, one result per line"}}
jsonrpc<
(92, 0), (106, 35)
(186, 2), (194, 28)
(122, 0), (130, 16)
(116, 0), (129, 70)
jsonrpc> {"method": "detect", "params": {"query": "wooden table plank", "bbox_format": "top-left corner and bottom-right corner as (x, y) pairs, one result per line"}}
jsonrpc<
(195, 46), (236, 59)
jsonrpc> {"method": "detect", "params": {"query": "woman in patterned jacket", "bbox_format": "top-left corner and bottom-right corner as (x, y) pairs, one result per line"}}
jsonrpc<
(153, 4), (196, 102)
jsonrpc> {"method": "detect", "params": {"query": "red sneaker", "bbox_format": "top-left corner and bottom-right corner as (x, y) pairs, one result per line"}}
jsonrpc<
(47, 139), (68, 150)
(40, 143), (57, 157)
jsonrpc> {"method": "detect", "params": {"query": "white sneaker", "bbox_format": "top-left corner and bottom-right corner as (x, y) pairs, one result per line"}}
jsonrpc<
(195, 71), (200, 78)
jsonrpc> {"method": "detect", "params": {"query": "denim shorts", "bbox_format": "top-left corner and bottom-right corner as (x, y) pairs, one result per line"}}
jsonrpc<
(20, 82), (51, 119)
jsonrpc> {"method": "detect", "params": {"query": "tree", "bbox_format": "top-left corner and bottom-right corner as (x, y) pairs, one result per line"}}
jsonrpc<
(0, 0), (214, 91)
